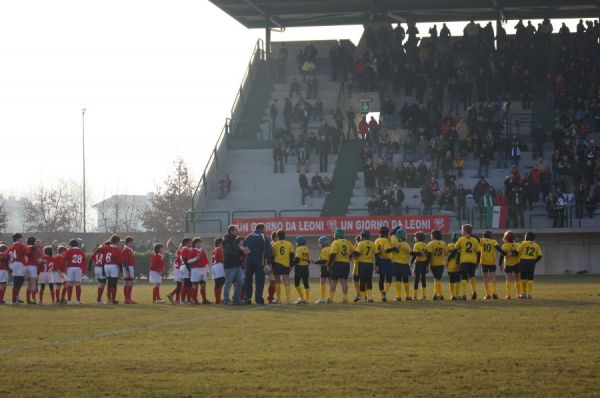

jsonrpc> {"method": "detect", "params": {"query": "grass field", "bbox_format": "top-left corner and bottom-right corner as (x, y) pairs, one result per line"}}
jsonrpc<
(1, 276), (599, 397)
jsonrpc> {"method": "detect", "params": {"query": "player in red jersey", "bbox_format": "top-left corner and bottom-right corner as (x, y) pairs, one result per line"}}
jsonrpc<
(0, 243), (9, 304)
(23, 237), (43, 304)
(167, 239), (190, 304)
(55, 246), (67, 304)
(178, 238), (195, 304)
(211, 237), (225, 304)
(7, 233), (28, 304)
(189, 238), (211, 304)
(122, 236), (137, 304)
(90, 242), (110, 304)
(25, 236), (42, 304)
(149, 243), (165, 303)
(103, 235), (123, 304)
(38, 246), (56, 304)
(64, 239), (86, 304)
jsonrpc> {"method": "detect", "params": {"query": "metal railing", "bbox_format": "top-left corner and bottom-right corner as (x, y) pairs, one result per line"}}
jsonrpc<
(231, 39), (265, 119)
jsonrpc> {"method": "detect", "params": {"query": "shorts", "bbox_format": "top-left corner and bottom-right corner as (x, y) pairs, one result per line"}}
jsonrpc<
(431, 266), (444, 280)
(320, 266), (331, 279)
(357, 262), (374, 278)
(212, 263), (225, 279)
(54, 272), (65, 284)
(95, 266), (106, 282)
(149, 271), (162, 284)
(448, 271), (461, 283)
(38, 271), (55, 284)
(174, 267), (185, 282)
(414, 261), (429, 275)
(273, 263), (291, 276)
(190, 267), (207, 283)
(9, 262), (25, 277)
(395, 263), (411, 279)
(520, 259), (536, 279)
(24, 265), (38, 279)
(378, 259), (393, 276)
(0, 270), (8, 284)
(460, 262), (477, 278)
(505, 264), (520, 274)
(180, 267), (190, 279)
(481, 265), (497, 273)
(294, 266), (309, 280)
(66, 267), (82, 282)
(104, 264), (120, 278)
(122, 265), (135, 280)
(331, 262), (350, 280)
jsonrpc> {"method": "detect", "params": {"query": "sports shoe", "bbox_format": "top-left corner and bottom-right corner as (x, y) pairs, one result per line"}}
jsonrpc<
(202, 300), (213, 304)
(393, 297), (402, 302)
(405, 297), (414, 302)
(111, 300), (119, 305)
(314, 299), (325, 304)
(483, 295), (490, 300)
(418, 296), (426, 301)
(381, 296), (387, 302)
(28, 300), (37, 305)
(505, 295), (511, 300)
(518, 294), (526, 299)
(96, 301), (104, 305)
(295, 298), (304, 304)
(439, 296), (444, 301)
(0, 301), (5, 305)
(526, 294), (533, 299)
(326, 299), (334, 304)
(450, 296), (457, 301)
(353, 295), (361, 303)
(155, 299), (165, 304)
(461, 295), (467, 301)
(433, 295), (439, 301)
(471, 292), (478, 300)
(271, 299), (281, 304)
(492, 294), (499, 300)
(75, 301), (82, 305)
(166, 294), (174, 304)
(367, 297), (374, 303)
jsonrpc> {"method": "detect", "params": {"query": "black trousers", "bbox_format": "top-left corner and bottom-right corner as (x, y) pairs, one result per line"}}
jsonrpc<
(244, 262), (266, 304)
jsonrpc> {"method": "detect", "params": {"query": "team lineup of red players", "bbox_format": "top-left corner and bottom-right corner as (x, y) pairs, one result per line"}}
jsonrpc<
(0, 233), (221, 305)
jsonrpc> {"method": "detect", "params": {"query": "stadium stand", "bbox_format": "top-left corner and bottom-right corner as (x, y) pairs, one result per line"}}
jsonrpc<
(188, 16), (600, 233)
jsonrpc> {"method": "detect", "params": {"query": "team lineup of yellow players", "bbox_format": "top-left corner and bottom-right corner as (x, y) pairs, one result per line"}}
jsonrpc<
(267, 224), (542, 304)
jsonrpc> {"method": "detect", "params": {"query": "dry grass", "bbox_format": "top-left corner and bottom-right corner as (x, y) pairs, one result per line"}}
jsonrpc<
(0, 275), (599, 397)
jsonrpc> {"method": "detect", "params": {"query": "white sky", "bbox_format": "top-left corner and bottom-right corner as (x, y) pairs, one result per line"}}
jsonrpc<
(0, 0), (585, 203)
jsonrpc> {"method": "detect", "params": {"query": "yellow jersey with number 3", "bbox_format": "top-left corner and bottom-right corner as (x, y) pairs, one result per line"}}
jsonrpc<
(454, 236), (480, 264)
(393, 240), (411, 264)
(518, 241), (542, 260)
(295, 246), (310, 266)
(330, 239), (353, 263)
(427, 239), (447, 267)
(272, 240), (294, 267)
(479, 238), (499, 265)
(355, 240), (376, 264)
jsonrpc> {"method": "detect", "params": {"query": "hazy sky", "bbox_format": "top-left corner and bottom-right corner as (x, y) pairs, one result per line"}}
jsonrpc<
(0, 1), (582, 203)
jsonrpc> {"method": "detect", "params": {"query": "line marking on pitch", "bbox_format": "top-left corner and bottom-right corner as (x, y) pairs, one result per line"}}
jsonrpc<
(0, 305), (270, 356)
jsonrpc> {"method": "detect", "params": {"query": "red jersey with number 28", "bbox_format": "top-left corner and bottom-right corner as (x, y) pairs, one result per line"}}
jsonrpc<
(64, 248), (86, 272)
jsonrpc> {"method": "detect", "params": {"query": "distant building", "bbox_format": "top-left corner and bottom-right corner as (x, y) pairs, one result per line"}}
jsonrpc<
(0, 195), (25, 233)
(93, 194), (151, 233)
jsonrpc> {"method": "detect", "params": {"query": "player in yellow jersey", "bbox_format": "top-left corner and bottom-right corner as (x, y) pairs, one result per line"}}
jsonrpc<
(314, 236), (331, 304)
(411, 231), (429, 300)
(292, 236), (311, 304)
(327, 229), (354, 303)
(266, 232), (278, 304)
(427, 229), (447, 301)
(391, 228), (413, 301)
(499, 231), (521, 300)
(374, 227), (394, 302)
(271, 230), (294, 304)
(518, 232), (543, 299)
(353, 230), (376, 302)
(453, 224), (481, 300)
(479, 230), (506, 300)
(446, 233), (460, 300)
(351, 235), (362, 302)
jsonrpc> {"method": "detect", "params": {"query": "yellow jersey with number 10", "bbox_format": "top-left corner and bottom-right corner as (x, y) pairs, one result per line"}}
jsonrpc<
(479, 238), (499, 265)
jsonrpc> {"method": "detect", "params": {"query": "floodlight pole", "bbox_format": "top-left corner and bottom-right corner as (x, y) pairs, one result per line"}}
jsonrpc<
(82, 108), (87, 233)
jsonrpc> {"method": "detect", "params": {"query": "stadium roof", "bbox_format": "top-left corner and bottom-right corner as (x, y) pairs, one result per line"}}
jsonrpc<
(209, 0), (599, 29)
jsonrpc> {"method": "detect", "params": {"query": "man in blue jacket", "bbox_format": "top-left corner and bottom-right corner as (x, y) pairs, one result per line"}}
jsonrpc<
(243, 224), (272, 305)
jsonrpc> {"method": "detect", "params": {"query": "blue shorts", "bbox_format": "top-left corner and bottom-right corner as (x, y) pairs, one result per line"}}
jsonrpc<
(395, 263), (411, 279)
(378, 259), (393, 276)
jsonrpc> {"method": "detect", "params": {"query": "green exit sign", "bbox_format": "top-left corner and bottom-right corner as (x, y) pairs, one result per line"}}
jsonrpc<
(359, 99), (371, 113)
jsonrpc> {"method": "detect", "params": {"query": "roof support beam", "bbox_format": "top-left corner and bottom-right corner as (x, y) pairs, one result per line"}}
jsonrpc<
(243, 0), (284, 28)
(492, 0), (506, 22)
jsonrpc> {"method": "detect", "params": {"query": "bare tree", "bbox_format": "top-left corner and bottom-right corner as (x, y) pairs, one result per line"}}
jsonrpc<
(96, 192), (140, 234)
(0, 198), (7, 232)
(141, 158), (195, 235)
(21, 180), (82, 233)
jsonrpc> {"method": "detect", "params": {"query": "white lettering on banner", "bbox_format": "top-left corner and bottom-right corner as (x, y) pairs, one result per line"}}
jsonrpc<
(341, 220), (353, 230)
(285, 222), (297, 231)
(299, 220), (323, 231)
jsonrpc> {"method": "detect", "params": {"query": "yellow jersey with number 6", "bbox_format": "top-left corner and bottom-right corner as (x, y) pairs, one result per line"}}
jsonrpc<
(272, 240), (294, 267)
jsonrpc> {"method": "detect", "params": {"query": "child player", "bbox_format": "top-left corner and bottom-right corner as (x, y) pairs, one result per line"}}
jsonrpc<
(150, 243), (165, 303)
(479, 231), (505, 300)
(293, 236), (311, 304)
(314, 236), (331, 304)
